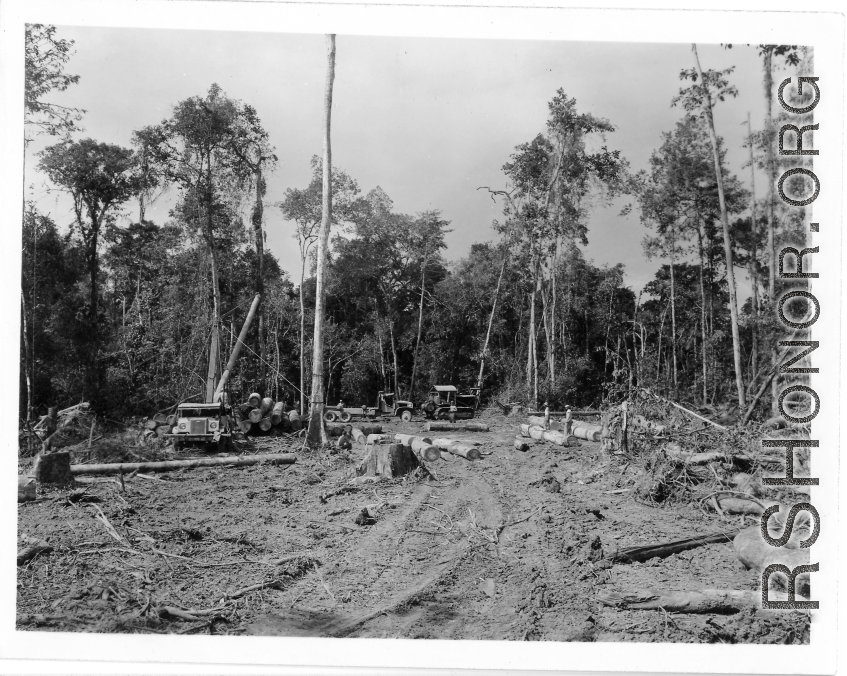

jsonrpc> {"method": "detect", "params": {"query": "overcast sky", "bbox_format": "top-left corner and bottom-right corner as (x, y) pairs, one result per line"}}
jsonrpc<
(24, 27), (786, 295)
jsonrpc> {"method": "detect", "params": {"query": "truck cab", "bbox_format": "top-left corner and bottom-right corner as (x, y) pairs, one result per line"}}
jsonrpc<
(376, 391), (414, 422)
(168, 401), (232, 451)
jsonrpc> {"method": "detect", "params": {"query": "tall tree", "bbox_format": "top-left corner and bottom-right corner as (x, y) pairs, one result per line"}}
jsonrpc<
(135, 84), (242, 329)
(407, 210), (450, 399)
(24, 24), (84, 141)
(307, 34), (337, 446)
(38, 139), (140, 331)
(278, 159), (360, 415)
(674, 45), (745, 407)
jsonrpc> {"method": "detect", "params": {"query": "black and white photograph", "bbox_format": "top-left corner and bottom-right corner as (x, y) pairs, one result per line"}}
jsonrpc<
(1, 1), (842, 673)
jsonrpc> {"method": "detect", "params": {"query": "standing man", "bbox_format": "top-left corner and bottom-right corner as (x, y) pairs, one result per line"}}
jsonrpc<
(564, 405), (573, 435)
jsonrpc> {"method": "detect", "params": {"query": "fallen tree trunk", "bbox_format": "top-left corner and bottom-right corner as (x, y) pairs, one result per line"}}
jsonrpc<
(366, 433), (392, 445)
(392, 434), (441, 461)
(431, 438), (481, 461)
(527, 416), (548, 429)
(70, 454), (296, 475)
(570, 426), (601, 442)
(609, 529), (742, 563)
(18, 476), (36, 502)
(514, 437), (531, 452)
(528, 410), (600, 417)
(356, 443), (419, 477)
(542, 430), (569, 446)
(425, 422), (489, 432)
(665, 447), (756, 466)
(598, 588), (760, 613)
(520, 424), (546, 440)
(734, 526), (810, 598)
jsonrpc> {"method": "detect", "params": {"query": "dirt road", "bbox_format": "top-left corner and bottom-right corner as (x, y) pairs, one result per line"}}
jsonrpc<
(16, 416), (809, 643)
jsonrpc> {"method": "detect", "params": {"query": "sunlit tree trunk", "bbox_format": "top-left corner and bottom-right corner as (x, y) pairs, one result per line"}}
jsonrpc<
(307, 34), (335, 446)
(669, 230), (678, 394)
(408, 250), (427, 399)
(746, 113), (760, 379)
(696, 220), (709, 404)
(692, 43), (746, 407)
(252, 164), (266, 393)
(298, 250), (307, 416)
(477, 242), (508, 393)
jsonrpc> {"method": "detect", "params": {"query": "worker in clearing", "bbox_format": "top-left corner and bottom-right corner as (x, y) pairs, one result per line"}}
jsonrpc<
(543, 401), (550, 428)
(564, 405), (573, 435)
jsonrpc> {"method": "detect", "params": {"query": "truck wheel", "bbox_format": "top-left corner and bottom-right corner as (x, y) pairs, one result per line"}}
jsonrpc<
(340, 412), (352, 422)
(323, 411), (338, 423)
(400, 409), (413, 423)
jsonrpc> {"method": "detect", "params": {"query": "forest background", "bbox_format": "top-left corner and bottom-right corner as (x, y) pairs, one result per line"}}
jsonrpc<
(19, 26), (816, 423)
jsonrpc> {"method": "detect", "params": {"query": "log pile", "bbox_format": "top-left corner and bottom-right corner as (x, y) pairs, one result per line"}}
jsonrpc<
(233, 399), (295, 436)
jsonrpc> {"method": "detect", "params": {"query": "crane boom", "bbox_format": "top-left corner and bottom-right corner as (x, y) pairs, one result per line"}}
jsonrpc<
(213, 293), (261, 403)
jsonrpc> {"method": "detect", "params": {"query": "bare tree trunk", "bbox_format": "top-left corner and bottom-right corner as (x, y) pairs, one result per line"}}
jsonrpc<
(377, 329), (387, 392)
(697, 221), (709, 404)
(307, 34), (336, 447)
(299, 252), (306, 416)
(478, 228), (512, 393)
(252, 165), (266, 393)
(21, 293), (33, 423)
(746, 112), (760, 379)
(669, 232), (678, 394)
(764, 50), (776, 304)
(692, 43), (746, 407)
(408, 253), (427, 399)
(389, 319), (399, 399)
(540, 279), (554, 384)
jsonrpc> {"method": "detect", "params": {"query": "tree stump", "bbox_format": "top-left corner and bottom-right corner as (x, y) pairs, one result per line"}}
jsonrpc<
(356, 443), (419, 478)
(33, 451), (73, 485)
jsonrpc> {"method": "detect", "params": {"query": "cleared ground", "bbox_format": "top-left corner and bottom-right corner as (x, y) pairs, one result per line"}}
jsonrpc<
(16, 414), (809, 643)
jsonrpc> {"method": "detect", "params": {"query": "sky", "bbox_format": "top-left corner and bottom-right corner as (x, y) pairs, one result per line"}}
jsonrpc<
(23, 27), (786, 296)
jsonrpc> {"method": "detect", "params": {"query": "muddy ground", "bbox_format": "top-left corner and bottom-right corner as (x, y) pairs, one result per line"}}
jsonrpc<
(16, 414), (810, 643)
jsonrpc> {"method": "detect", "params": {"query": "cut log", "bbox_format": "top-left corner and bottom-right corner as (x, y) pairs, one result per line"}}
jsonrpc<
(259, 417), (273, 432)
(248, 408), (263, 423)
(356, 443), (419, 478)
(609, 529), (742, 563)
(32, 451), (73, 485)
(527, 415), (548, 429)
(17, 535), (52, 566)
(570, 426), (601, 442)
(18, 476), (36, 502)
(239, 420), (253, 434)
(239, 403), (253, 417)
(70, 453), (296, 475)
(248, 393), (262, 407)
(542, 430), (569, 446)
(260, 397), (274, 415)
(288, 410), (302, 432)
(155, 425), (167, 438)
(350, 427), (367, 445)
(514, 437), (531, 452)
(734, 527), (810, 598)
(598, 589), (760, 613)
(166, 414), (177, 428)
(406, 437), (441, 462)
(144, 419), (159, 431)
(432, 439), (481, 461)
(425, 422), (489, 432)
(366, 433), (392, 445)
(271, 401), (286, 425)
(520, 424), (546, 441)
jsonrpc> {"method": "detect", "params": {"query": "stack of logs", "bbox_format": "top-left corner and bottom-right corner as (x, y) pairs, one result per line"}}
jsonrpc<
(516, 415), (605, 451)
(233, 393), (301, 436)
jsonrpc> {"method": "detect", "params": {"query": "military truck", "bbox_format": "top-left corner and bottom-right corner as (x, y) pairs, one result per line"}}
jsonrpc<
(323, 391), (415, 423)
(165, 293), (261, 452)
